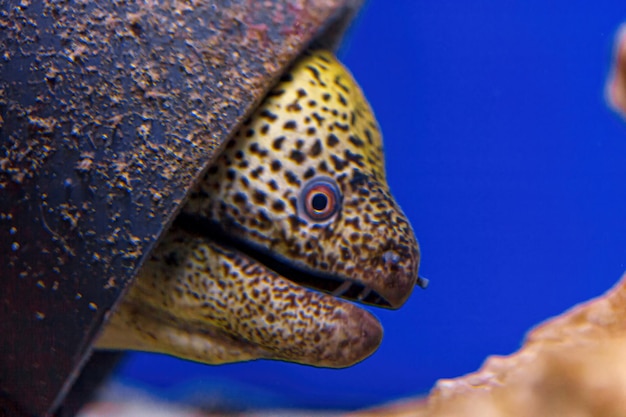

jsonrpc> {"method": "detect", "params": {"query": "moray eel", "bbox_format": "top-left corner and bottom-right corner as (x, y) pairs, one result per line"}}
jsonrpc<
(97, 50), (426, 368)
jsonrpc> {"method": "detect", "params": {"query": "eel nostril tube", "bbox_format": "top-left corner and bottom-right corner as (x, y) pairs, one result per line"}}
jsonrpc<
(382, 250), (400, 266)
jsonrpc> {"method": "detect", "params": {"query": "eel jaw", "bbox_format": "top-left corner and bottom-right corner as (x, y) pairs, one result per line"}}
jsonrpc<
(97, 227), (383, 368)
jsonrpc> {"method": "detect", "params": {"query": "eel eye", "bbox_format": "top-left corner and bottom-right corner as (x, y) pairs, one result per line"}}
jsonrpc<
(301, 178), (341, 221)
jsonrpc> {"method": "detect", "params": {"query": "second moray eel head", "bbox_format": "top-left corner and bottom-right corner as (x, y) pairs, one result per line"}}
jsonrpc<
(98, 50), (425, 368)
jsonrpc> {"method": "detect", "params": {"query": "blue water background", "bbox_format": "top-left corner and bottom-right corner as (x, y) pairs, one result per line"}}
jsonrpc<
(115, 1), (626, 410)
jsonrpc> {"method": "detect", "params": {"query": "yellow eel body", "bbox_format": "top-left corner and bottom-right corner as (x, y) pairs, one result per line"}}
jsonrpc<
(97, 50), (425, 368)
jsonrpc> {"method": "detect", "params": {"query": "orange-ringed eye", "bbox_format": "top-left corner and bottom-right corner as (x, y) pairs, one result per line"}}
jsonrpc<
(301, 178), (341, 221)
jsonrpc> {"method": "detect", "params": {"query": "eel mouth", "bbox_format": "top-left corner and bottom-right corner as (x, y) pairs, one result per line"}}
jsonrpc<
(175, 213), (392, 308)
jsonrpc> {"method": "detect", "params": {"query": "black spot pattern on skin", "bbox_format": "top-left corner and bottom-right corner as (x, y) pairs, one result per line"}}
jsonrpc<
(289, 150), (306, 164)
(305, 65), (326, 86)
(285, 170), (300, 185)
(349, 135), (364, 147)
(334, 122), (349, 132)
(284, 120), (297, 130)
(365, 129), (374, 144)
(312, 112), (325, 127)
(326, 133), (339, 147)
(306, 127), (317, 136)
(303, 167), (315, 179)
(345, 217), (360, 228)
(297, 88), (307, 98)
(334, 75), (351, 93)
(309, 139), (322, 157)
(288, 214), (304, 230)
(272, 200), (285, 212)
(287, 102), (302, 112)
(233, 192), (247, 205)
(317, 53), (331, 63)
(268, 179), (278, 191)
(249, 142), (268, 157)
(260, 124), (269, 135)
(345, 149), (365, 167)
(250, 166), (264, 179)
(322, 93), (331, 102)
(273, 136), (285, 150)
(260, 109), (278, 121)
(331, 155), (348, 171)
(253, 189), (267, 205)
(271, 160), (282, 172)
(288, 196), (298, 210)
(349, 171), (368, 188)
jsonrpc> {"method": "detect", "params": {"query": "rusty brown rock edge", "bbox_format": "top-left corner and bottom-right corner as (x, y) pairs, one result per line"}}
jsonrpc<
(0, 0), (364, 416)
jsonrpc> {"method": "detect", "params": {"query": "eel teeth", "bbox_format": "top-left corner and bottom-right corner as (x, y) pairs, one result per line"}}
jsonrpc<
(331, 280), (352, 297)
(357, 286), (372, 301)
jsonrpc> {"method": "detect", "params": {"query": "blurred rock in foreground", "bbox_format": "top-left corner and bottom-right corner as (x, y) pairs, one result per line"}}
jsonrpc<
(351, 272), (626, 417)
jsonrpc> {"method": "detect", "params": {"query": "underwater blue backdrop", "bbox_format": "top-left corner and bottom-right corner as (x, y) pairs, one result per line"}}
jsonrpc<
(114, 1), (626, 410)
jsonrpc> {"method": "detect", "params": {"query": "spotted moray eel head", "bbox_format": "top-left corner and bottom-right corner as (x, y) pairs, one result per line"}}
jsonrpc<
(187, 50), (421, 308)
(98, 50), (423, 369)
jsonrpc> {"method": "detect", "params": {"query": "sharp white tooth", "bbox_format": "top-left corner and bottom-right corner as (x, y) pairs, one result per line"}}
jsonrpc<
(332, 281), (352, 297)
(357, 287), (372, 301)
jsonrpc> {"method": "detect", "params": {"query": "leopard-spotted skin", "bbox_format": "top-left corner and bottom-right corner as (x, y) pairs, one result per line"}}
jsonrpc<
(97, 51), (423, 368)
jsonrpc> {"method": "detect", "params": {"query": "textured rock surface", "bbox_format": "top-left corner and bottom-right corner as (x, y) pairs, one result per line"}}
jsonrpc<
(0, 1), (363, 415)
(351, 274), (626, 417)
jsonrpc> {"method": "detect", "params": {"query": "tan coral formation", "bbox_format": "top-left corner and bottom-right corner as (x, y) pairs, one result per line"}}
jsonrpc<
(351, 274), (626, 417)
